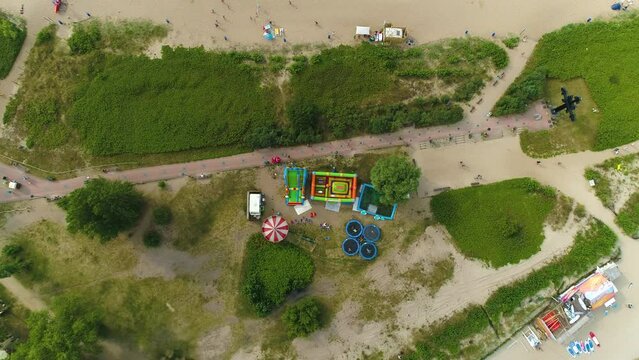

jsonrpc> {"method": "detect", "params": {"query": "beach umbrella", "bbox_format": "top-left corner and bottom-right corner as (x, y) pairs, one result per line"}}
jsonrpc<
(261, 215), (289, 243)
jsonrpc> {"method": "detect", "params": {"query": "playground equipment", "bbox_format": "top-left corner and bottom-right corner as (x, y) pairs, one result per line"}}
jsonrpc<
(342, 238), (360, 256)
(284, 167), (308, 206)
(356, 183), (397, 220)
(359, 242), (378, 260)
(345, 219), (363, 238)
(363, 224), (381, 242)
(261, 215), (289, 243)
(310, 171), (357, 203)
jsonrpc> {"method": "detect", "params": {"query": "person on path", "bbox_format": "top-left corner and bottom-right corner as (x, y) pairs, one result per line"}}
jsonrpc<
(536, 160), (541, 165)
(315, 20), (319, 26)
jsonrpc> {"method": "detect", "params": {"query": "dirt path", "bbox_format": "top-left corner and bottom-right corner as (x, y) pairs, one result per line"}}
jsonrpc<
(0, 277), (46, 311)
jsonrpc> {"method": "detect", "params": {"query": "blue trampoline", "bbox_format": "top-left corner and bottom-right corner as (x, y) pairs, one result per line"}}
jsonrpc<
(345, 219), (363, 238)
(342, 238), (360, 256)
(363, 224), (381, 242)
(359, 242), (378, 260)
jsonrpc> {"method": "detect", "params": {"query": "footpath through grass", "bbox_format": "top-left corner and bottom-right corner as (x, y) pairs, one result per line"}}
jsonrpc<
(0, 12), (26, 79)
(495, 14), (639, 154)
(431, 178), (556, 267)
(406, 219), (617, 359)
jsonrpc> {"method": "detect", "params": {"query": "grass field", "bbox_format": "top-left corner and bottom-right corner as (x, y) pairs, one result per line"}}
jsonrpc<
(520, 79), (602, 157)
(7, 220), (214, 355)
(431, 178), (557, 267)
(0, 12), (26, 79)
(496, 14), (639, 153)
(406, 219), (617, 359)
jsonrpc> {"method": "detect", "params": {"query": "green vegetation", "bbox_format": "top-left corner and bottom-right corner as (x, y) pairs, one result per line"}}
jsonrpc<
(431, 178), (556, 267)
(502, 36), (520, 49)
(519, 79), (602, 157)
(68, 21), (102, 54)
(370, 155), (421, 205)
(241, 234), (314, 316)
(548, 193), (573, 230)
(0, 244), (30, 277)
(400, 256), (455, 295)
(496, 15), (639, 152)
(58, 178), (145, 241)
(3, 28), (506, 173)
(152, 206), (172, 225)
(0, 12), (26, 79)
(616, 192), (639, 237)
(70, 46), (276, 155)
(0, 284), (29, 351)
(281, 297), (323, 338)
(584, 168), (613, 209)
(143, 230), (162, 247)
(406, 219), (617, 359)
(9, 221), (213, 355)
(13, 295), (102, 360)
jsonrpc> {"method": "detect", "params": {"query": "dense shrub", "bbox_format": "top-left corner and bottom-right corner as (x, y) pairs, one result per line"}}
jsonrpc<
(502, 36), (520, 49)
(493, 67), (547, 116)
(241, 234), (314, 316)
(152, 206), (172, 225)
(0, 15), (26, 79)
(143, 230), (162, 247)
(68, 22), (102, 54)
(0, 244), (29, 277)
(281, 297), (323, 338)
(584, 168), (613, 209)
(69, 46), (276, 155)
(431, 178), (556, 267)
(286, 97), (321, 144)
(35, 24), (56, 46)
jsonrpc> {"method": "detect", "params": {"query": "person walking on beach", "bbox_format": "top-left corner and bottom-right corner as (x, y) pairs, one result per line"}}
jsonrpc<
(315, 20), (319, 26)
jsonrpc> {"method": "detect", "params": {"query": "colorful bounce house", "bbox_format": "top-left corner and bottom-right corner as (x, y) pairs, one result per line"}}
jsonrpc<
(341, 219), (381, 260)
(284, 167), (308, 206)
(356, 183), (397, 220)
(310, 172), (357, 203)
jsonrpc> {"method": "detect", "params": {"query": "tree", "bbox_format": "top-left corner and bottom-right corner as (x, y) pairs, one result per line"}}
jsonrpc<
(152, 206), (172, 225)
(370, 155), (421, 205)
(58, 178), (145, 241)
(12, 295), (103, 360)
(281, 297), (323, 338)
(143, 230), (162, 247)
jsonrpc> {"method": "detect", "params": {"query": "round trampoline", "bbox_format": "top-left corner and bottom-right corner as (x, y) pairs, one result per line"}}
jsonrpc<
(363, 224), (381, 242)
(345, 219), (363, 238)
(359, 242), (378, 261)
(342, 238), (360, 256)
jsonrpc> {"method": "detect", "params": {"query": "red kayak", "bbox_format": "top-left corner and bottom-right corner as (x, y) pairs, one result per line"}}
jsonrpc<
(589, 331), (601, 347)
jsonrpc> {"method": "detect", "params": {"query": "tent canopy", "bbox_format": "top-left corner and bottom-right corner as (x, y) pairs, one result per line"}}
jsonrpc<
(261, 215), (289, 243)
(356, 26), (371, 35)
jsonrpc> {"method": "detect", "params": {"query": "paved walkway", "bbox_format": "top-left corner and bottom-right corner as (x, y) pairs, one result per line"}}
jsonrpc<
(0, 103), (550, 203)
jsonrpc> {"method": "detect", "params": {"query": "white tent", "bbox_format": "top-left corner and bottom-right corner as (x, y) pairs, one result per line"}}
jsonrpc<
(355, 26), (371, 35)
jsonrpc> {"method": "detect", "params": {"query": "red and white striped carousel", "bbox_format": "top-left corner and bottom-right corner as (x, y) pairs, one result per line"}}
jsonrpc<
(261, 215), (289, 243)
